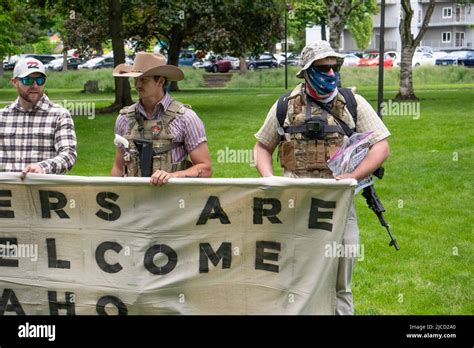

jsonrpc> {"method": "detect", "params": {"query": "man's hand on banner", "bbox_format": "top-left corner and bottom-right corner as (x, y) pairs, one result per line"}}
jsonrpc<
(21, 164), (44, 180)
(335, 172), (356, 180)
(150, 169), (176, 185)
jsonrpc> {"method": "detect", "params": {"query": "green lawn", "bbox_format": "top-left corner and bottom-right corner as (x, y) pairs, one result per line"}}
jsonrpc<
(0, 72), (472, 314)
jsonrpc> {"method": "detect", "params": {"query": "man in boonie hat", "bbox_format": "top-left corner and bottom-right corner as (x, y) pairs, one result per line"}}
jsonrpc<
(0, 57), (77, 177)
(111, 52), (211, 184)
(253, 41), (391, 315)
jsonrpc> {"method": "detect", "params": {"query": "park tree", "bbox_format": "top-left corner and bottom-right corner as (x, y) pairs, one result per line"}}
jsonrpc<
(347, 2), (375, 50)
(288, 0), (377, 52)
(124, 0), (213, 91)
(325, 0), (378, 51)
(288, 0), (327, 53)
(127, 0), (283, 84)
(0, 0), (54, 75)
(395, 0), (435, 101)
(54, 0), (133, 110)
(191, 0), (284, 74)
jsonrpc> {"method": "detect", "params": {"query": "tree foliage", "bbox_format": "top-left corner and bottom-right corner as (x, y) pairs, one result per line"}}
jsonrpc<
(0, 0), (54, 57)
(288, 0), (377, 52)
(348, 0), (377, 50)
(287, 0), (326, 52)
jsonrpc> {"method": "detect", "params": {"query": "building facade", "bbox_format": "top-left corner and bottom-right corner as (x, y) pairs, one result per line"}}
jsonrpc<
(307, 0), (474, 53)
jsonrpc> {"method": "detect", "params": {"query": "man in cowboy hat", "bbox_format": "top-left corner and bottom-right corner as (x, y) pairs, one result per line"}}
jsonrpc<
(253, 41), (391, 315)
(111, 52), (212, 184)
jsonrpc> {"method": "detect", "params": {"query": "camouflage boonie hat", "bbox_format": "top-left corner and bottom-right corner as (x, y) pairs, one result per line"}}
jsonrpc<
(296, 40), (345, 78)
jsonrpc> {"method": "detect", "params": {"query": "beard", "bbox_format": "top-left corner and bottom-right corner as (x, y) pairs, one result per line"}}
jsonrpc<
(18, 88), (44, 105)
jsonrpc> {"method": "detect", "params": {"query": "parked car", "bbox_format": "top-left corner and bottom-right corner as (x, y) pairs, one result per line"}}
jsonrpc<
(178, 51), (198, 66)
(276, 52), (300, 66)
(343, 53), (360, 66)
(358, 51), (397, 67)
(78, 57), (115, 70)
(395, 52), (441, 67)
(247, 53), (279, 70)
(45, 57), (85, 71)
(435, 51), (473, 66)
(462, 52), (474, 67)
(415, 46), (433, 54)
(192, 59), (212, 70)
(204, 56), (232, 73)
(4, 54), (57, 70)
(221, 55), (240, 69)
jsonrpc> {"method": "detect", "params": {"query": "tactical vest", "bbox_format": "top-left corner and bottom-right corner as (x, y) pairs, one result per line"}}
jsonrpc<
(120, 100), (192, 177)
(278, 85), (355, 178)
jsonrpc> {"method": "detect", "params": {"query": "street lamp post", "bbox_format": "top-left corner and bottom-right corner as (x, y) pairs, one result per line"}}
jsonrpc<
(377, 0), (386, 119)
(285, 3), (288, 90)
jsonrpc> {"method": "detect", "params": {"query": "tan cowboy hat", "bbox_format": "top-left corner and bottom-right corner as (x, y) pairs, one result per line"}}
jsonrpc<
(113, 52), (184, 81)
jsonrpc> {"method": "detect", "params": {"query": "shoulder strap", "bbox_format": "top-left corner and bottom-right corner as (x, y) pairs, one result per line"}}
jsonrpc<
(276, 91), (292, 127)
(339, 87), (357, 126)
(121, 103), (145, 138)
(164, 99), (190, 120)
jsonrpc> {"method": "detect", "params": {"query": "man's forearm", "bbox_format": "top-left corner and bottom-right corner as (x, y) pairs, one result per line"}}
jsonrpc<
(254, 142), (274, 177)
(175, 163), (212, 178)
(350, 140), (390, 181)
(38, 147), (77, 174)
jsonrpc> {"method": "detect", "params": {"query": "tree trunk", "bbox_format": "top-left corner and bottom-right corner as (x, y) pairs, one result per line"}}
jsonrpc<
(325, 0), (357, 51)
(0, 57), (4, 76)
(396, 0), (435, 101)
(167, 25), (183, 92)
(326, 1), (343, 50)
(62, 50), (68, 72)
(239, 56), (247, 74)
(396, 46), (417, 100)
(107, 0), (132, 109)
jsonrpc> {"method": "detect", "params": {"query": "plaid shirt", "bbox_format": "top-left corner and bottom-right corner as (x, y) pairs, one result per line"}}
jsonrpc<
(0, 95), (77, 174)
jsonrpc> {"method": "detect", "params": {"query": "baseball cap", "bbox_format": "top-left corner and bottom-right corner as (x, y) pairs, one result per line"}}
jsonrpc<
(296, 40), (344, 78)
(13, 58), (47, 78)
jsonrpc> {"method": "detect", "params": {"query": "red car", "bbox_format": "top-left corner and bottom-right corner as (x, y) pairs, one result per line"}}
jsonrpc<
(358, 51), (397, 67)
(205, 57), (232, 73)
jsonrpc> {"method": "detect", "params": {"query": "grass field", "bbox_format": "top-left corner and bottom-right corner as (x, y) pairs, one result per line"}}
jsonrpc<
(0, 67), (472, 314)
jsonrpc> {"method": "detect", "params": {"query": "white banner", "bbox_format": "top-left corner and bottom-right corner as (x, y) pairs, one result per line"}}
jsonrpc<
(0, 173), (356, 315)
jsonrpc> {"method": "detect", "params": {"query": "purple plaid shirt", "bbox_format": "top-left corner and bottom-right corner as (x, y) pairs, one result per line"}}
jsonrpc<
(0, 95), (77, 174)
(114, 93), (207, 162)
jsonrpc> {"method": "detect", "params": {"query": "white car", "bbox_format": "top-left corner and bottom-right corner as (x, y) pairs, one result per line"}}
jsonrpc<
(343, 54), (360, 66)
(395, 51), (447, 67)
(192, 60), (212, 70)
(78, 57), (104, 70)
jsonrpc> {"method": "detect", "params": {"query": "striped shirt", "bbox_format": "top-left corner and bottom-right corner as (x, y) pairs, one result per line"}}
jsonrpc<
(0, 95), (77, 174)
(114, 93), (207, 162)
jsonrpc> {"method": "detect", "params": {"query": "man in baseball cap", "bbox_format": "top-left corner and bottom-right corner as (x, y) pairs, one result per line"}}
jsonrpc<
(0, 57), (77, 177)
(12, 57), (48, 107)
(13, 57), (47, 78)
(253, 40), (391, 315)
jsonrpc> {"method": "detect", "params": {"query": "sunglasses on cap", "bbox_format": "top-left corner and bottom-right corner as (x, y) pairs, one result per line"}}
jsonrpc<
(313, 64), (341, 73)
(19, 76), (46, 86)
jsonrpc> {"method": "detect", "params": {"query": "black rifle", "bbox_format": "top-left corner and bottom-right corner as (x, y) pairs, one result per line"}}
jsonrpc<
(133, 139), (154, 177)
(362, 168), (400, 251)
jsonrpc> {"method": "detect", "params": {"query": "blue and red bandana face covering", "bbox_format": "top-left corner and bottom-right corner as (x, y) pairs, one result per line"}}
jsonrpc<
(304, 64), (339, 102)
